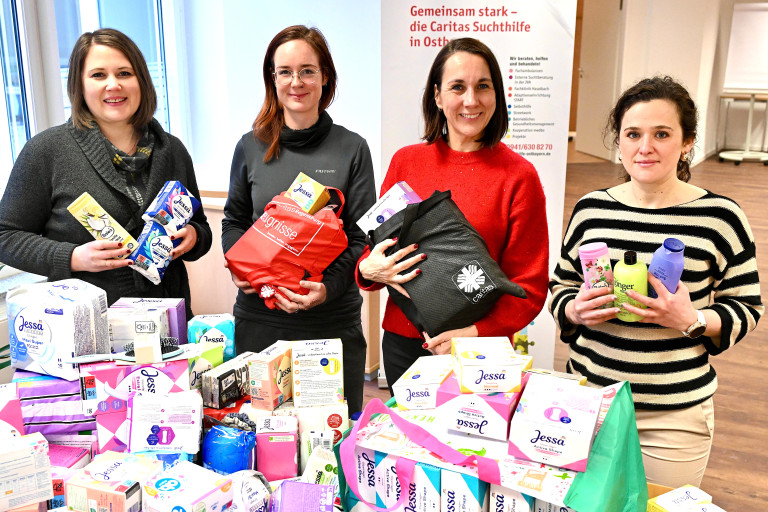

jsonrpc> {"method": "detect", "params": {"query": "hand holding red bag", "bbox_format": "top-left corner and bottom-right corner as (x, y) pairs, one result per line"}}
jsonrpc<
(224, 189), (348, 309)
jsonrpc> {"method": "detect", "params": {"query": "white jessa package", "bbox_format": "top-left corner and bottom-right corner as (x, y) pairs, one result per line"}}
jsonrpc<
(8, 279), (109, 381)
(127, 390), (202, 453)
(441, 468), (489, 512)
(451, 337), (532, 394)
(291, 339), (344, 407)
(491, 483), (535, 512)
(128, 221), (179, 285)
(392, 354), (452, 410)
(227, 469), (271, 512)
(507, 374), (602, 472)
(142, 460), (233, 512)
(380, 460), (441, 512)
(142, 180), (201, 234)
(649, 484), (712, 511)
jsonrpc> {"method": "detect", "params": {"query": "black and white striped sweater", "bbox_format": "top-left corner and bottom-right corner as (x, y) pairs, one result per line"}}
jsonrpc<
(549, 189), (763, 410)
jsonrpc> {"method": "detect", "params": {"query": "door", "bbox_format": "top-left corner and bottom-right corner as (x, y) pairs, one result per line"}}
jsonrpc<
(575, 0), (624, 160)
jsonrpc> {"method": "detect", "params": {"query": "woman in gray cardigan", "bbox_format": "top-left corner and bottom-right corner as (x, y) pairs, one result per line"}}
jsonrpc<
(0, 28), (211, 317)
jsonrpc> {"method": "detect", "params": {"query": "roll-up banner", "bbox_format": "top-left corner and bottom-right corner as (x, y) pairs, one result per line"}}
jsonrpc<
(381, 1), (577, 367)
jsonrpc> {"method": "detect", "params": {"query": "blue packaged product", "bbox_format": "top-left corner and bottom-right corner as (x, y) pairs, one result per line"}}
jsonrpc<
(648, 238), (685, 298)
(142, 180), (201, 234)
(202, 425), (256, 475)
(188, 313), (236, 362)
(127, 220), (181, 285)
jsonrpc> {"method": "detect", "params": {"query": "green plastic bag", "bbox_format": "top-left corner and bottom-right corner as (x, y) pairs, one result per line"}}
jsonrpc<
(564, 382), (648, 512)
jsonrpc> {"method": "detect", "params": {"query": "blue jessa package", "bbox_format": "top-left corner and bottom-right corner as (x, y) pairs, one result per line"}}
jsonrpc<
(128, 221), (181, 285)
(143, 180), (201, 234)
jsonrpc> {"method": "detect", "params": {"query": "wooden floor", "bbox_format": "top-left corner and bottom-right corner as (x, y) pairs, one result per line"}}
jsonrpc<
(363, 148), (768, 510)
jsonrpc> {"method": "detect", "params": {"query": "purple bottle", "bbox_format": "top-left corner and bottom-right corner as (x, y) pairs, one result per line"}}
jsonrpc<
(648, 238), (685, 298)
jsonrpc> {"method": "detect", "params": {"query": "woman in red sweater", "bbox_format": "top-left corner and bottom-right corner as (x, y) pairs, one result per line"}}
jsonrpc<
(357, 38), (549, 390)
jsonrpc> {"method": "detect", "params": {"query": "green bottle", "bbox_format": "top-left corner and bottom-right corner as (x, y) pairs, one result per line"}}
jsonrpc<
(613, 250), (647, 322)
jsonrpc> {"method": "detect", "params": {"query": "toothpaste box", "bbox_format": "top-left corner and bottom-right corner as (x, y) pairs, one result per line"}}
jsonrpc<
(127, 390), (203, 453)
(270, 481), (335, 512)
(392, 355), (452, 410)
(507, 374), (602, 472)
(79, 359), (190, 416)
(128, 221), (181, 285)
(255, 416), (298, 481)
(284, 172), (331, 215)
(437, 373), (522, 441)
(441, 468), (489, 512)
(248, 339), (292, 410)
(356, 181), (422, 234)
(65, 451), (164, 512)
(292, 339), (344, 408)
(142, 180), (201, 234)
(111, 297), (187, 345)
(491, 484), (535, 512)
(0, 432), (53, 511)
(142, 461), (233, 512)
(201, 351), (254, 408)
(7, 279), (110, 381)
(647, 485), (712, 512)
(106, 305), (170, 353)
(188, 313), (235, 361)
(451, 337), (532, 394)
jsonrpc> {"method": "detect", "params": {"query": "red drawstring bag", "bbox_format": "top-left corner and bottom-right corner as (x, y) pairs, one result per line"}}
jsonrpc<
(224, 189), (348, 309)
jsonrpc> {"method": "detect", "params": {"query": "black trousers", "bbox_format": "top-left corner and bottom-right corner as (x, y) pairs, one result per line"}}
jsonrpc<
(381, 330), (431, 396)
(235, 317), (367, 416)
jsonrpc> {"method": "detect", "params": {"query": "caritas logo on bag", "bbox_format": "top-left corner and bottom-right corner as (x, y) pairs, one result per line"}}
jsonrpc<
(254, 205), (322, 256)
(453, 260), (496, 303)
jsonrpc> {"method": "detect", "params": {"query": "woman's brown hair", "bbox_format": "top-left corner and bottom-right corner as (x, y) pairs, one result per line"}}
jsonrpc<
(253, 25), (338, 162)
(422, 38), (507, 148)
(67, 28), (156, 131)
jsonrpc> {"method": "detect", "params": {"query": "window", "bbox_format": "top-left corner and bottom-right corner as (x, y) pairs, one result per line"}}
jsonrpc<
(0, 0), (31, 166)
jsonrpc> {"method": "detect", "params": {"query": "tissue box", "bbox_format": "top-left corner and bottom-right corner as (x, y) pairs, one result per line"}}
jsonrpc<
(270, 481), (335, 512)
(441, 468), (489, 512)
(142, 180), (201, 234)
(201, 351), (254, 408)
(392, 354), (452, 410)
(0, 432), (53, 510)
(106, 305), (170, 353)
(7, 279), (109, 381)
(188, 313), (235, 361)
(248, 339), (292, 410)
(256, 416), (298, 481)
(65, 451), (164, 512)
(127, 390), (202, 453)
(507, 374), (602, 472)
(451, 337), (532, 394)
(111, 297), (187, 344)
(292, 339), (344, 408)
(13, 370), (96, 435)
(284, 172), (331, 215)
(437, 373), (522, 441)
(356, 181), (421, 234)
(142, 460), (233, 512)
(79, 359), (190, 416)
(647, 485), (712, 512)
(490, 484), (535, 512)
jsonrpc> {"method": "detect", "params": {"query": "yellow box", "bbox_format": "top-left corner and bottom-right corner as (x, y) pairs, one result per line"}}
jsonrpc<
(68, 192), (137, 256)
(647, 484), (711, 512)
(451, 337), (532, 393)
(284, 172), (330, 214)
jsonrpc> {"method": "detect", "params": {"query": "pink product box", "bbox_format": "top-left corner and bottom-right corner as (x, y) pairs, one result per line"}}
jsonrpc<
(111, 297), (187, 344)
(256, 429), (298, 481)
(0, 382), (25, 435)
(95, 410), (129, 454)
(270, 481), (335, 512)
(79, 359), (189, 416)
(436, 373), (522, 441)
(48, 444), (91, 469)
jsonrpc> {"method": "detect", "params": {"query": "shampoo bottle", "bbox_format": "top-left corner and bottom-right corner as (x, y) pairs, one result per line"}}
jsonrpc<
(648, 238), (685, 298)
(614, 250), (647, 322)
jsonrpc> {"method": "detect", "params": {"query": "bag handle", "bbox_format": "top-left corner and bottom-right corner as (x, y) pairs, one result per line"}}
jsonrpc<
(324, 186), (345, 218)
(340, 398), (501, 510)
(398, 190), (451, 243)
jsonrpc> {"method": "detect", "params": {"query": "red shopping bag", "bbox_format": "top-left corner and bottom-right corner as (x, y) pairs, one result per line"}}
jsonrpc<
(225, 189), (348, 308)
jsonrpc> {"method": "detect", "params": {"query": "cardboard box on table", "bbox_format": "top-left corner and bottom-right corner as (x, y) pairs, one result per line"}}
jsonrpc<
(0, 432), (53, 510)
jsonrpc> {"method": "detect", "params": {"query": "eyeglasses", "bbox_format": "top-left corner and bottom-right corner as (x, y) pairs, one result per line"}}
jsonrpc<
(273, 67), (321, 85)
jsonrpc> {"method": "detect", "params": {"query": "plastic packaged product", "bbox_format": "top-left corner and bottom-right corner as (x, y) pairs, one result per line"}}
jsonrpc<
(142, 180), (201, 234)
(202, 425), (256, 475)
(248, 339), (292, 410)
(127, 221), (180, 285)
(613, 250), (648, 322)
(356, 181), (422, 234)
(227, 470), (271, 512)
(269, 481), (335, 512)
(648, 237), (685, 298)
(68, 192), (137, 256)
(142, 461), (233, 512)
(188, 313), (236, 362)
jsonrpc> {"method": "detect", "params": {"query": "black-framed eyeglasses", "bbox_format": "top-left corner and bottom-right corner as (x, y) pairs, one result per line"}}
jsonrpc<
(272, 67), (321, 85)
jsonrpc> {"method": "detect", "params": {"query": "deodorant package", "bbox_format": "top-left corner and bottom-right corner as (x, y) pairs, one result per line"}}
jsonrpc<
(7, 279), (109, 381)
(142, 180), (201, 234)
(202, 425), (256, 475)
(127, 221), (180, 285)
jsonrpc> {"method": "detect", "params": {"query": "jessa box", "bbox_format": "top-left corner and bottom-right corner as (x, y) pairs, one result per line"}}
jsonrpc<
(248, 339), (292, 410)
(142, 461), (233, 512)
(507, 374), (602, 472)
(392, 354), (452, 410)
(647, 484), (712, 512)
(356, 181), (421, 233)
(451, 337), (532, 394)
(284, 172), (330, 215)
(292, 339), (344, 408)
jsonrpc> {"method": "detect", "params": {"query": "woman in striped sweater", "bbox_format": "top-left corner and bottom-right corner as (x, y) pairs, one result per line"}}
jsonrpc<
(549, 76), (763, 487)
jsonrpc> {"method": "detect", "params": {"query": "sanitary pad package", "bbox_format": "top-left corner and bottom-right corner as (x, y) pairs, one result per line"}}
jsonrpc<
(270, 481), (335, 512)
(248, 339), (292, 410)
(142, 460), (234, 512)
(187, 341), (224, 390)
(127, 221), (180, 285)
(142, 180), (201, 234)
(284, 172), (331, 215)
(8, 279), (109, 381)
(106, 305), (170, 353)
(356, 181), (422, 234)
(292, 338), (344, 408)
(127, 390), (203, 453)
(188, 313), (236, 361)
(451, 337), (532, 394)
(111, 297), (187, 344)
(392, 354), (452, 410)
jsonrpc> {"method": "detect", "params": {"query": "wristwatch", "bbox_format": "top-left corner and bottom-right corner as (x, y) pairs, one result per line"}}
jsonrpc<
(682, 310), (707, 338)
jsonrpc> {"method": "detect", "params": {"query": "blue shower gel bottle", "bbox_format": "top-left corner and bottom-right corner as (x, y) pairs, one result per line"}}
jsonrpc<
(648, 238), (685, 298)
